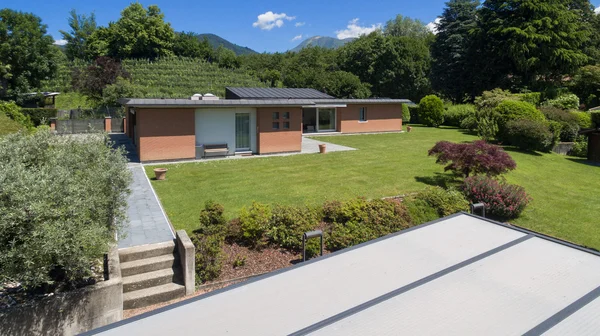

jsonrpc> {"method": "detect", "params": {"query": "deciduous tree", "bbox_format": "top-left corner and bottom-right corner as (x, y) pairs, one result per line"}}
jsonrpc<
(59, 10), (97, 60)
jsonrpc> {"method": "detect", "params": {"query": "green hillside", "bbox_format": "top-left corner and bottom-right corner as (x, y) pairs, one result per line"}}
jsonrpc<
(123, 57), (268, 98)
(291, 36), (355, 52)
(0, 113), (23, 136)
(197, 34), (257, 56)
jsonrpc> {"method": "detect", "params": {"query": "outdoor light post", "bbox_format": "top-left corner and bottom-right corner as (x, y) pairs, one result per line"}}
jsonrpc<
(470, 202), (486, 218)
(302, 230), (324, 262)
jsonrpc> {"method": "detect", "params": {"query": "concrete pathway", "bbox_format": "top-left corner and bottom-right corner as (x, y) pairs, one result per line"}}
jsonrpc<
(110, 134), (174, 249)
(301, 137), (356, 154)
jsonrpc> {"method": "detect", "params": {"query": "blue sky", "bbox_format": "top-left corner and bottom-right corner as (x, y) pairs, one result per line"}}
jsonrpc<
(4, 0), (600, 53)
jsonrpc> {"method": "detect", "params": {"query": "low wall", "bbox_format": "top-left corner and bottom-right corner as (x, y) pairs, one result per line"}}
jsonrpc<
(0, 247), (123, 336)
(176, 230), (196, 296)
(552, 142), (575, 155)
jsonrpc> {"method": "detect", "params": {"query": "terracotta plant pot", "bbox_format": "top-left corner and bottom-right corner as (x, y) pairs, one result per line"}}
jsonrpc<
(318, 144), (327, 154)
(407, 126), (412, 132)
(153, 168), (168, 180)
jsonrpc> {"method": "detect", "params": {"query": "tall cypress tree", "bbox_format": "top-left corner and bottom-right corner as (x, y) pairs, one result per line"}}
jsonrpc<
(479, 0), (593, 89)
(431, 0), (480, 102)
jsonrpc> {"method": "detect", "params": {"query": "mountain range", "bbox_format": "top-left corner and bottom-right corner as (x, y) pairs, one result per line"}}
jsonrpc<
(290, 36), (356, 52)
(196, 33), (257, 56)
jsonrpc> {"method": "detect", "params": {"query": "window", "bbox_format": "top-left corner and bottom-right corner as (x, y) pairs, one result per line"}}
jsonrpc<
(283, 112), (290, 120)
(272, 122), (280, 130)
(359, 107), (367, 122)
(272, 112), (279, 120)
(283, 121), (290, 129)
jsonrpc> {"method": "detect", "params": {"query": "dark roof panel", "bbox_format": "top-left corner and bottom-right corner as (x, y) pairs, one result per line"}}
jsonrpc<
(226, 87), (334, 99)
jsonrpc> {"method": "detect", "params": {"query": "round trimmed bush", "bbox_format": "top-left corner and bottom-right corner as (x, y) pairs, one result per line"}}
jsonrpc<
(572, 111), (592, 129)
(503, 119), (556, 152)
(419, 95), (444, 127)
(494, 100), (545, 128)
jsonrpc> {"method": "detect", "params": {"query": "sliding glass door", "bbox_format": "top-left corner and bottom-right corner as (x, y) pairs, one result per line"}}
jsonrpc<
(302, 108), (336, 133)
(235, 113), (250, 151)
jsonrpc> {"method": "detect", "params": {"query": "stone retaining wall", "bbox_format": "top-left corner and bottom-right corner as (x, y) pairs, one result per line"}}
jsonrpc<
(0, 247), (123, 336)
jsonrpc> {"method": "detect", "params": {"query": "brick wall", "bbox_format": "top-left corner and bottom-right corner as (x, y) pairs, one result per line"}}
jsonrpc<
(137, 108), (195, 161)
(257, 107), (302, 154)
(338, 104), (403, 133)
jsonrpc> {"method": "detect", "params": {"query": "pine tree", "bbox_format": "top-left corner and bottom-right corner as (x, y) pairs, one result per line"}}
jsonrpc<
(430, 0), (480, 102)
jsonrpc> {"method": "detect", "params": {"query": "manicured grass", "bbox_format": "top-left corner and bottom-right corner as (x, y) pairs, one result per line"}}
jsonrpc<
(0, 113), (23, 136)
(146, 126), (600, 250)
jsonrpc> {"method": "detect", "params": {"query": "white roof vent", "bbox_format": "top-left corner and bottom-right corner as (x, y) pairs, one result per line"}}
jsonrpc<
(191, 93), (203, 100)
(202, 93), (219, 101)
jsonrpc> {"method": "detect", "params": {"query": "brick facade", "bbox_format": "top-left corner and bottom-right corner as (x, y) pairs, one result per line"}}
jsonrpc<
(257, 107), (302, 154)
(136, 108), (195, 161)
(337, 104), (403, 133)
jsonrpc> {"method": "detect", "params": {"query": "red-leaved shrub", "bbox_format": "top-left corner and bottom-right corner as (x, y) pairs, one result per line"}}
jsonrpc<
(428, 140), (516, 177)
(462, 176), (531, 219)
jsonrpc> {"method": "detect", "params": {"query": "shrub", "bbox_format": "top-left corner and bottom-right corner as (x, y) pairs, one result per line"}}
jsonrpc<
(324, 198), (411, 251)
(0, 130), (130, 291)
(0, 101), (33, 129)
(419, 95), (445, 127)
(592, 111), (600, 128)
(544, 94), (580, 110)
(20, 108), (57, 126)
(443, 104), (476, 127)
(475, 89), (517, 110)
(516, 92), (542, 106)
(402, 104), (411, 123)
(403, 198), (440, 225)
(568, 136), (588, 158)
(428, 140), (517, 177)
(572, 111), (592, 129)
(412, 187), (469, 217)
(267, 205), (321, 256)
(408, 105), (421, 124)
(192, 233), (224, 283)
(460, 114), (477, 130)
(494, 100), (545, 131)
(192, 201), (228, 283)
(238, 202), (272, 248)
(503, 119), (557, 152)
(477, 116), (500, 141)
(541, 106), (580, 142)
(462, 176), (531, 219)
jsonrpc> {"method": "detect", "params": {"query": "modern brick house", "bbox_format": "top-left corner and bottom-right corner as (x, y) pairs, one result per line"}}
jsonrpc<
(119, 88), (411, 162)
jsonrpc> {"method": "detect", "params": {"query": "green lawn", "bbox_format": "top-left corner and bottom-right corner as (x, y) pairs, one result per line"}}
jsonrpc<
(146, 126), (600, 250)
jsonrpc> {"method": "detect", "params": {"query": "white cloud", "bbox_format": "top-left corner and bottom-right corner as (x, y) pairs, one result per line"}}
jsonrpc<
(295, 22), (305, 27)
(595, 6), (600, 14)
(53, 39), (67, 46)
(253, 11), (295, 30)
(291, 34), (303, 42)
(335, 18), (382, 39)
(426, 18), (441, 34)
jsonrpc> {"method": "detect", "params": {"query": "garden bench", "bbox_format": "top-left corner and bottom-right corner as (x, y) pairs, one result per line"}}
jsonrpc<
(203, 144), (229, 158)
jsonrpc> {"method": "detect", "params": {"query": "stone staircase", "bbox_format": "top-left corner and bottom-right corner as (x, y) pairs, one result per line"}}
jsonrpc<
(119, 241), (186, 310)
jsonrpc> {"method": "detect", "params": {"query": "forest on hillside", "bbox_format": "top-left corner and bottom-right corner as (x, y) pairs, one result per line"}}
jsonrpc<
(1, 1), (600, 110)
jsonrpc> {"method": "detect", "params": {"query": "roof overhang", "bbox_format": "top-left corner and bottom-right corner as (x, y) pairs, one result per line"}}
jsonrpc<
(302, 104), (347, 108)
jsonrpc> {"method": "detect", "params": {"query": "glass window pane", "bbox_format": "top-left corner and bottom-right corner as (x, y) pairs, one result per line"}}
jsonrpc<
(360, 107), (367, 121)
(283, 112), (290, 119)
(236, 113), (250, 149)
(283, 121), (290, 129)
(273, 112), (279, 120)
(318, 108), (336, 131)
(272, 122), (280, 130)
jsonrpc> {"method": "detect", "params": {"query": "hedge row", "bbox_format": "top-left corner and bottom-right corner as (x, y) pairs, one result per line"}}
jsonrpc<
(20, 108), (57, 126)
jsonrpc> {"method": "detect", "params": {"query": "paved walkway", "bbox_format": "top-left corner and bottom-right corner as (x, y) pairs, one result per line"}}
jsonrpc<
(301, 137), (356, 154)
(110, 134), (174, 249)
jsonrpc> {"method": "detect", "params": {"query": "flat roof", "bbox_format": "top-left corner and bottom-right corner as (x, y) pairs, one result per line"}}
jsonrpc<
(226, 87), (334, 99)
(118, 98), (412, 108)
(85, 213), (600, 335)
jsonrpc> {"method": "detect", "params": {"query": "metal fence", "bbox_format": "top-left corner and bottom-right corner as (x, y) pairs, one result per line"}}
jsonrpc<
(57, 107), (124, 120)
(55, 119), (105, 134)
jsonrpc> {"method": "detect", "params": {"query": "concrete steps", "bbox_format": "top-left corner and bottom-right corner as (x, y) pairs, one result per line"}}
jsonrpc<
(119, 241), (186, 310)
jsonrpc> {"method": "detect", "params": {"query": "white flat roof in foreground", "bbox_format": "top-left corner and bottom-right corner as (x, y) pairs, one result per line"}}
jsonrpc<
(87, 213), (600, 336)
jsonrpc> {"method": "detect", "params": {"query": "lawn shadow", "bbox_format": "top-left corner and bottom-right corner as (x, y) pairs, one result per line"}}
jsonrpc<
(566, 158), (600, 167)
(502, 146), (543, 157)
(415, 173), (461, 189)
